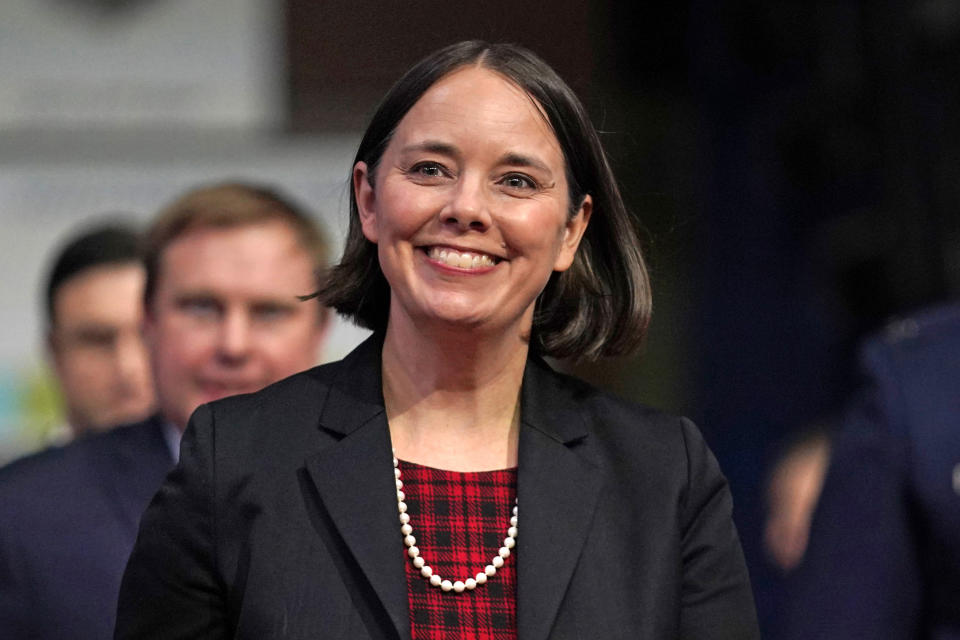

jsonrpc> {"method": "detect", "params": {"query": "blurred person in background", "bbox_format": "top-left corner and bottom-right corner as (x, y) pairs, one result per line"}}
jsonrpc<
(0, 182), (331, 640)
(43, 224), (155, 443)
(785, 302), (960, 639)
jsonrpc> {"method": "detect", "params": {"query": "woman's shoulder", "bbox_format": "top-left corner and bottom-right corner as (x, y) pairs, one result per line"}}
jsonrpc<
(529, 357), (703, 461)
(206, 360), (343, 418)
(531, 359), (729, 520)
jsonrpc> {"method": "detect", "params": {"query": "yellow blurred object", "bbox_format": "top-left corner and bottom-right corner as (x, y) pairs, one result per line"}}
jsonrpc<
(16, 365), (67, 453)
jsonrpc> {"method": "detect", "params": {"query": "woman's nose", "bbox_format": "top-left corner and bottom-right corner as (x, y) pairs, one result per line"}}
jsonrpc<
(443, 176), (492, 231)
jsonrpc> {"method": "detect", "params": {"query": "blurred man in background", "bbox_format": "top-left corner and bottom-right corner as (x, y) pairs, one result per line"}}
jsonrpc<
(44, 224), (156, 442)
(0, 182), (331, 639)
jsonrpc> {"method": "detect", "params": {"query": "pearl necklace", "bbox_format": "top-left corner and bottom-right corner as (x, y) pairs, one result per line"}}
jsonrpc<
(393, 452), (518, 594)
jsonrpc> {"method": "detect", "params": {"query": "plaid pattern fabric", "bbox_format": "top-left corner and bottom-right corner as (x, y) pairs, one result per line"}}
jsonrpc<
(398, 459), (518, 640)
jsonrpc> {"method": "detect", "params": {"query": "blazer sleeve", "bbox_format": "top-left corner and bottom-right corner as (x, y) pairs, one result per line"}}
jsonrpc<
(677, 417), (760, 640)
(115, 404), (229, 639)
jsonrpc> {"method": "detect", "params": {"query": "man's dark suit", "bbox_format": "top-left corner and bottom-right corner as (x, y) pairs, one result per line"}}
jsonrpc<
(117, 335), (759, 639)
(786, 303), (960, 639)
(0, 416), (173, 639)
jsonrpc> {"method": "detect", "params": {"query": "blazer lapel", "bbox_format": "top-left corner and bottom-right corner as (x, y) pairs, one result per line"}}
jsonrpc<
(302, 335), (411, 640)
(516, 358), (604, 640)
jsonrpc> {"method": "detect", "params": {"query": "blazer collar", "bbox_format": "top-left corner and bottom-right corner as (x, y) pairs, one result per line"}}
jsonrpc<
(315, 331), (386, 437)
(316, 335), (592, 444)
(519, 354), (592, 444)
(304, 335), (604, 640)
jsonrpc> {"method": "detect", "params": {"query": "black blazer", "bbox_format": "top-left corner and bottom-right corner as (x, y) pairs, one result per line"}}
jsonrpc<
(117, 336), (758, 639)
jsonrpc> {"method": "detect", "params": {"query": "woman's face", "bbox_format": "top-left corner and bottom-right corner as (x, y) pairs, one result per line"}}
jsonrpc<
(355, 66), (591, 337)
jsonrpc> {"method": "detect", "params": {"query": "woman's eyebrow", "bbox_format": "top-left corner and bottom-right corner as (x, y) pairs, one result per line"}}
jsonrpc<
(500, 152), (552, 175)
(400, 140), (459, 157)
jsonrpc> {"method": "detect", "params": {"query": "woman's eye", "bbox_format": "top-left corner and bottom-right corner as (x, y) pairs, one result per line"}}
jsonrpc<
(410, 162), (447, 179)
(501, 174), (536, 190)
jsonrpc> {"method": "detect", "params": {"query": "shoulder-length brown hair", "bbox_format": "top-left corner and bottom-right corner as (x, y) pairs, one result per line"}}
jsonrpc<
(318, 41), (651, 360)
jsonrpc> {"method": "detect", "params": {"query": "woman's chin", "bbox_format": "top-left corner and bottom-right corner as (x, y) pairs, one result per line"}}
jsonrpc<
(391, 290), (535, 336)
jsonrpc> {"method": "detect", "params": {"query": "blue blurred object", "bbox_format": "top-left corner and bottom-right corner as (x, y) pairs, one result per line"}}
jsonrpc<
(785, 302), (960, 639)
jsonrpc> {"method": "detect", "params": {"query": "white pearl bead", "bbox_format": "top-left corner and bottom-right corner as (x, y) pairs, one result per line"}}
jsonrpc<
(430, 574), (442, 587)
(441, 580), (453, 592)
(404, 535), (416, 547)
(453, 581), (465, 593)
(398, 502), (407, 513)
(508, 526), (518, 538)
(396, 479), (403, 489)
(401, 523), (413, 535)
(399, 512), (410, 524)
(420, 565), (432, 577)
(407, 546), (419, 558)
(510, 516), (518, 527)
(504, 537), (515, 549)
(476, 572), (488, 584)
(413, 556), (424, 569)
(392, 457), (398, 466)
(394, 467), (401, 478)
(513, 505), (518, 515)
(465, 578), (477, 590)
(485, 564), (497, 576)
(397, 490), (405, 502)
(492, 555), (504, 568)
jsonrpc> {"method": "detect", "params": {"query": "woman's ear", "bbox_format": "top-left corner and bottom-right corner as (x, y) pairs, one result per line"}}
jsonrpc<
(354, 161), (378, 243)
(553, 194), (592, 272)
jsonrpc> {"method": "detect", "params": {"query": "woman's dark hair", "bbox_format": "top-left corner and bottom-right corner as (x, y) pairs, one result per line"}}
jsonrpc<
(319, 40), (651, 360)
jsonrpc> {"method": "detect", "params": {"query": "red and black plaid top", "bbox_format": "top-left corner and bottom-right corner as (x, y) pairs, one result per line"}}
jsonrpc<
(397, 459), (518, 640)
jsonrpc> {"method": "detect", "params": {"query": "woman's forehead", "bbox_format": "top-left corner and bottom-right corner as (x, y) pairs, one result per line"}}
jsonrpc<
(393, 66), (561, 155)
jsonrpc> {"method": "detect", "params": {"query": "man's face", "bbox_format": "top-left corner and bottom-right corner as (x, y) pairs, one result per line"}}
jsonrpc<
(144, 220), (327, 430)
(50, 263), (156, 435)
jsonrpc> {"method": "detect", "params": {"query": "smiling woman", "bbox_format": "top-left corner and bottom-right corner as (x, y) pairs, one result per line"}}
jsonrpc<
(324, 43), (651, 361)
(353, 66), (590, 344)
(117, 41), (760, 640)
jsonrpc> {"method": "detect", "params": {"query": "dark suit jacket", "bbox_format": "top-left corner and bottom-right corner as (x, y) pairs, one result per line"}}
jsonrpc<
(786, 303), (960, 640)
(117, 336), (758, 639)
(0, 415), (174, 639)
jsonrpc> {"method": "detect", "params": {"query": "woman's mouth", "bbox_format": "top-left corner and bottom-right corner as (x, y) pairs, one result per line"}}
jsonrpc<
(425, 246), (500, 269)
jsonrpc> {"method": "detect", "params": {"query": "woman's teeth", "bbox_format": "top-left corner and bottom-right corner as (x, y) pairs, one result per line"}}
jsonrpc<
(428, 247), (497, 268)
